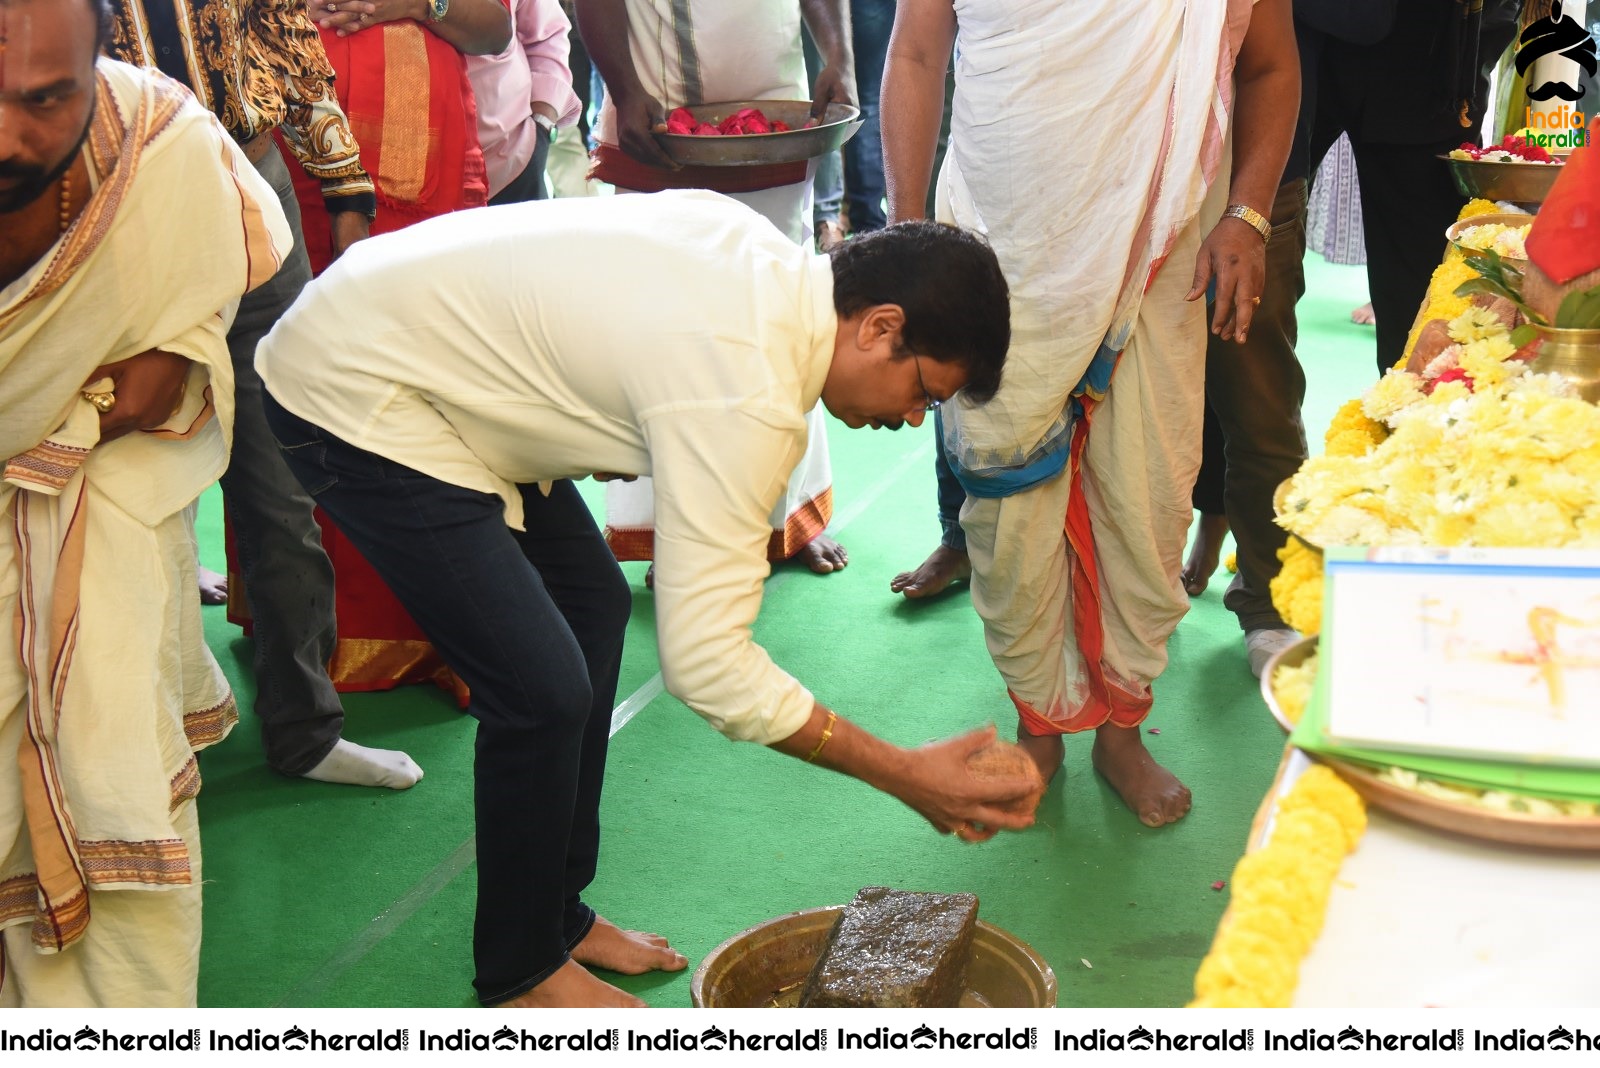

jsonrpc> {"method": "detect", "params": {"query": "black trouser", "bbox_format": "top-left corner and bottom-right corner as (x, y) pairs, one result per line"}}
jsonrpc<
(265, 395), (630, 1005)
(222, 147), (344, 774)
(1193, 178), (1310, 633)
(1309, 127), (1468, 377)
(489, 126), (552, 206)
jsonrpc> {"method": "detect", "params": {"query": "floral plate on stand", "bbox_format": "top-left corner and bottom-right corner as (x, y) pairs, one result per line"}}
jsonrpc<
(1260, 637), (1600, 851)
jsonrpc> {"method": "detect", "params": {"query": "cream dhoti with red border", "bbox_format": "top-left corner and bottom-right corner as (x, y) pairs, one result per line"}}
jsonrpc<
(938, 0), (1252, 734)
(0, 60), (289, 1006)
(594, 0), (834, 562)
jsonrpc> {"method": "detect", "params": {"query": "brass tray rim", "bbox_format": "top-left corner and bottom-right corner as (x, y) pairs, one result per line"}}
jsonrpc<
(689, 904), (1058, 1008)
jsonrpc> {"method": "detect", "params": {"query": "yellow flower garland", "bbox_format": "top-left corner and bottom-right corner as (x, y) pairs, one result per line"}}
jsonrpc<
(1268, 539), (1322, 636)
(1223, 195), (1549, 1011)
(1189, 766), (1366, 1008)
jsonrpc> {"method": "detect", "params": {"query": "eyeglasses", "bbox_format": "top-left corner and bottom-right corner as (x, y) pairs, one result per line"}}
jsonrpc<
(913, 356), (942, 413)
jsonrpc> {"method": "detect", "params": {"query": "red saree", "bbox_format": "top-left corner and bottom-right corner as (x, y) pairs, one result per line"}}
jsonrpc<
(230, 19), (490, 701)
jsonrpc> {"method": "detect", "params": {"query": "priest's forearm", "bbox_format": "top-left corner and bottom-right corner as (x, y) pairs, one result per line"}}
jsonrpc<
(1227, 0), (1300, 216)
(881, 0), (956, 224)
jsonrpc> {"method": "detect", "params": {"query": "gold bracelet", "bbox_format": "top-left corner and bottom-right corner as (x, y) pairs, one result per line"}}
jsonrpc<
(805, 710), (838, 763)
(1223, 202), (1271, 243)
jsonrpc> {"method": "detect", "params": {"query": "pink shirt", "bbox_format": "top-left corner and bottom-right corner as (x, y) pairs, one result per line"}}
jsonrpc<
(466, 0), (583, 197)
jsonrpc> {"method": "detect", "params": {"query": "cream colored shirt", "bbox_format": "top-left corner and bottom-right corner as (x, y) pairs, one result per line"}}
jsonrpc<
(256, 190), (834, 744)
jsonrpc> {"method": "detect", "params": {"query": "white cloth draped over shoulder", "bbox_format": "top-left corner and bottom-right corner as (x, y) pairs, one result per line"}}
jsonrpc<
(940, 0), (1254, 734)
(0, 59), (289, 962)
(939, 0), (1247, 488)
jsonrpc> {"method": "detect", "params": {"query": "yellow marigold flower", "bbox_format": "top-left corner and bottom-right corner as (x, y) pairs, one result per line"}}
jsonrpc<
(1231, 851), (1331, 933)
(1269, 810), (1350, 876)
(1188, 760), (1369, 1010)
(1458, 198), (1500, 220)
(1279, 765), (1368, 849)
(1269, 540), (1323, 636)
(1193, 929), (1297, 1008)
(1324, 399), (1388, 456)
(1224, 551), (1237, 574)
(1227, 902), (1308, 956)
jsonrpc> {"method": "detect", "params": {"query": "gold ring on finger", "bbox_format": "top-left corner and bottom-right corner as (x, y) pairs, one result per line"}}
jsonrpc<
(82, 390), (117, 414)
(1251, 296), (1262, 305)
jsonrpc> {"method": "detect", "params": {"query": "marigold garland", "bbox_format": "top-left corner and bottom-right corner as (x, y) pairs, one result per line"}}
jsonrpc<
(1188, 766), (1366, 1008)
(1323, 398), (1388, 458)
(1268, 539), (1322, 636)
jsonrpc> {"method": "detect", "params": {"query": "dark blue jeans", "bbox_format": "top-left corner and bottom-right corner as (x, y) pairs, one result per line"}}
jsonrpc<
(264, 394), (630, 1005)
(843, 0), (894, 233)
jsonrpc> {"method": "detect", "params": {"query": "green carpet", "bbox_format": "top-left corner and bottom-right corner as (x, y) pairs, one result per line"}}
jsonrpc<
(193, 253), (1374, 1008)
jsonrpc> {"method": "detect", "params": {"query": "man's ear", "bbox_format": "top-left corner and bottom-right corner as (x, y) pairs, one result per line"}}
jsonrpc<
(856, 303), (907, 348)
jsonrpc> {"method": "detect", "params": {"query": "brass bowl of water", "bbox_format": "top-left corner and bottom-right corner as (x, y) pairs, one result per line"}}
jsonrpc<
(690, 905), (1057, 1007)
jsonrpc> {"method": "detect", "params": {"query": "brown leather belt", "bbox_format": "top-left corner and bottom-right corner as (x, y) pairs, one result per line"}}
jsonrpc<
(242, 132), (275, 165)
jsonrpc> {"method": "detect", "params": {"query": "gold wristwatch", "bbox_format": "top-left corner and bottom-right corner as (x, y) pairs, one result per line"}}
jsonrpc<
(427, 0), (449, 21)
(1223, 203), (1271, 242)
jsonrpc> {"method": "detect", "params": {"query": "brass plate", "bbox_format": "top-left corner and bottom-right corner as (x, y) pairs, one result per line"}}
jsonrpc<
(1439, 154), (1563, 206)
(1259, 633), (1318, 734)
(1444, 211), (1533, 267)
(1261, 637), (1600, 850)
(653, 101), (863, 167)
(1322, 756), (1600, 852)
(690, 906), (1057, 1008)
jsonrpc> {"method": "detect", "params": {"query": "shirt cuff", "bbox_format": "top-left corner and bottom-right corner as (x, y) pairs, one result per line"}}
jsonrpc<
(528, 73), (583, 128)
(323, 190), (378, 219)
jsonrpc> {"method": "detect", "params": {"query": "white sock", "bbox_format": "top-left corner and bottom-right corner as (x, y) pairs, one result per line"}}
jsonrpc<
(303, 738), (424, 790)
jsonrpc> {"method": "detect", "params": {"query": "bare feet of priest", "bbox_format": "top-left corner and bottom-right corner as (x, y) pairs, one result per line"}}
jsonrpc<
(198, 565), (229, 606)
(1181, 512), (1229, 596)
(303, 738), (424, 790)
(572, 916), (688, 975)
(1092, 724), (1191, 827)
(890, 544), (971, 598)
(495, 959), (646, 1008)
(1350, 301), (1376, 325)
(795, 534), (848, 574)
(1014, 730), (1064, 787)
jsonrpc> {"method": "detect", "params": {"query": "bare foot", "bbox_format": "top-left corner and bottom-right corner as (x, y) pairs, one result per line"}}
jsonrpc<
(1350, 301), (1376, 326)
(644, 564), (654, 590)
(889, 544), (971, 599)
(1014, 729), (1064, 787)
(1181, 512), (1229, 596)
(1091, 724), (1191, 827)
(496, 959), (646, 1008)
(198, 565), (228, 606)
(795, 535), (848, 574)
(571, 915), (688, 975)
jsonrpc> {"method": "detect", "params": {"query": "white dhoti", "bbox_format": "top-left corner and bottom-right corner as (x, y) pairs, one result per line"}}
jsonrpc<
(961, 220), (1208, 732)
(0, 60), (289, 1006)
(938, 0), (1251, 733)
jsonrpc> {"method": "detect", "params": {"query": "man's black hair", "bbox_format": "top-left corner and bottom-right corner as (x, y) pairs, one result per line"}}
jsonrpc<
(828, 220), (1010, 403)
